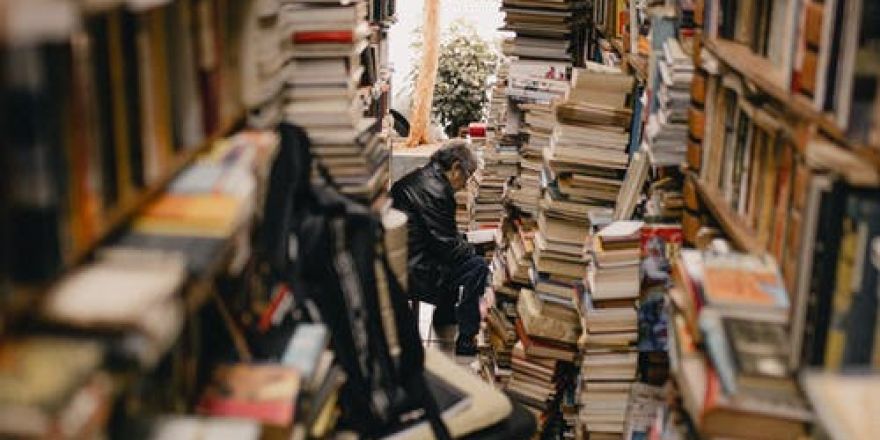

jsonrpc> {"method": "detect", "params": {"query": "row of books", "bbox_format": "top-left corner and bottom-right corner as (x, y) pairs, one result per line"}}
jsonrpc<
(703, 0), (880, 147)
(0, 0), (244, 285)
(0, 129), (281, 438)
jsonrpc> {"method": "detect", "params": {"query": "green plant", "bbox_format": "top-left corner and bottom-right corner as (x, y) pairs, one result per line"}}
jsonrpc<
(408, 21), (498, 137)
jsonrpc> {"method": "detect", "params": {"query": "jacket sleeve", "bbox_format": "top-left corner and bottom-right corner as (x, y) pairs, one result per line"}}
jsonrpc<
(419, 192), (475, 265)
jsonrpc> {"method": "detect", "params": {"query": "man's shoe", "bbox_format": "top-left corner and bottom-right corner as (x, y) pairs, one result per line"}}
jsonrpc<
(455, 335), (478, 356)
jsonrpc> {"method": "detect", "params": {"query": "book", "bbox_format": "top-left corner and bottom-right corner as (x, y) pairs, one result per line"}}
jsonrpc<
(700, 251), (791, 322)
(197, 364), (301, 427)
(282, 324), (330, 390)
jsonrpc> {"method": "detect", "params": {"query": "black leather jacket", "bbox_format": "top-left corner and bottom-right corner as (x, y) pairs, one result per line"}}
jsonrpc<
(390, 162), (475, 302)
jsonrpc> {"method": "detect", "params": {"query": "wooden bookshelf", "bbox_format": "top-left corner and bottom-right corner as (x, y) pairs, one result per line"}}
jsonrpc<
(69, 114), (244, 265)
(703, 38), (880, 170)
(2, 114), (244, 336)
(689, 173), (764, 254)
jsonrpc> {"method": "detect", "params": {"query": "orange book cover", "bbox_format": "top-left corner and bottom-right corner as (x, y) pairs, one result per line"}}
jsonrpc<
(701, 253), (789, 310)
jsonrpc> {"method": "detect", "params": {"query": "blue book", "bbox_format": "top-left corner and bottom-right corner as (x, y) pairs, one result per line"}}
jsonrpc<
(282, 323), (329, 381)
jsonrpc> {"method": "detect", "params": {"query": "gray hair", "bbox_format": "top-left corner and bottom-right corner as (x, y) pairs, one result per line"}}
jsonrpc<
(430, 139), (477, 177)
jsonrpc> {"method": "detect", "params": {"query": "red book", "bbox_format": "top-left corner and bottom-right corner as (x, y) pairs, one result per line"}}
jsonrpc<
(197, 364), (300, 427)
(468, 123), (487, 138)
(292, 30), (354, 44)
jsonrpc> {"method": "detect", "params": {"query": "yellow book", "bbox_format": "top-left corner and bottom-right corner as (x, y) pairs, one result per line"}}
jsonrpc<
(824, 220), (859, 369)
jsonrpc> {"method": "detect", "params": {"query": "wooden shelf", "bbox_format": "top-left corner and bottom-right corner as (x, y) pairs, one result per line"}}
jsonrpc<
(68, 115), (243, 266)
(2, 114), (244, 336)
(689, 173), (764, 254)
(703, 38), (880, 170)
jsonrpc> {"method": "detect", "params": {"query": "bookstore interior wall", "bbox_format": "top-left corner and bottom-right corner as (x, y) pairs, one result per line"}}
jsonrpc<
(0, 0), (879, 439)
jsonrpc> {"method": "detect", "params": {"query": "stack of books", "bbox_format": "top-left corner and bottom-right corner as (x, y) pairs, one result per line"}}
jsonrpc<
(0, 337), (112, 439)
(472, 144), (517, 230)
(533, 190), (610, 287)
(500, 0), (587, 67)
(455, 178), (478, 233)
(483, 302), (519, 385)
(503, 219), (538, 286)
(576, 221), (644, 438)
(550, 67), (633, 208)
(668, 250), (812, 439)
(489, 57), (511, 131)
(281, 0), (388, 203)
(644, 38), (693, 166)
(195, 323), (345, 439)
(512, 288), (580, 437)
(645, 174), (684, 222)
(244, 1), (286, 129)
(509, 103), (555, 216)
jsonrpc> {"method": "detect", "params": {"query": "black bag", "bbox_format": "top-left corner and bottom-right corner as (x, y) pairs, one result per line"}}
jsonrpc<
(262, 123), (451, 439)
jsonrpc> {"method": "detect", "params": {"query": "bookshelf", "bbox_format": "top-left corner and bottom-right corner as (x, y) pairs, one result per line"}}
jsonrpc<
(689, 172), (763, 254)
(703, 38), (880, 169)
(71, 114), (243, 266)
(1, 114), (243, 333)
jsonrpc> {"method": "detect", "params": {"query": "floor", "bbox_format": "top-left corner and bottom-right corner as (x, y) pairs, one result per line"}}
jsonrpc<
(417, 302), (478, 368)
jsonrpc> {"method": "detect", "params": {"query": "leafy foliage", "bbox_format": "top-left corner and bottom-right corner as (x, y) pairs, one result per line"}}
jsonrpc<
(408, 21), (498, 137)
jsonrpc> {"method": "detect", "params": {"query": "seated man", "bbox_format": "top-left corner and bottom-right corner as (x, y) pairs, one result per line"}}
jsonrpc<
(390, 140), (488, 356)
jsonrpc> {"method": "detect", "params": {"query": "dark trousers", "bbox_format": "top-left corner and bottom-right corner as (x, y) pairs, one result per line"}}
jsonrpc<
(432, 254), (488, 338)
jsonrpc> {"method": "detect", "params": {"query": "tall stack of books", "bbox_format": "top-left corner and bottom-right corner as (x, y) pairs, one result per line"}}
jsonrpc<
(281, 0), (388, 203)
(576, 220), (643, 439)
(472, 144), (518, 230)
(644, 38), (693, 166)
(509, 103), (554, 216)
(549, 67), (633, 209)
(500, 0), (588, 69)
(511, 288), (580, 437)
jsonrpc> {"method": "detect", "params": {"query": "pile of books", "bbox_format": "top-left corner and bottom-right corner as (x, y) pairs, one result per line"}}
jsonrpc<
(645, 174), (684, 221)
(509, 103), (555, 216)
(503, 219), (537, 287)
(281, 0), (388, 202)
(482, 300), (519, 386)
(489, 58), (511, 131)
(455, 178), (478, 232)
(499, 0), (587, 68)
(472, 144), (518, 230)
(644, 38), (693, 166)
(197, 323), (345, 438)
(511, 288), (580, 437)
(668, 250), (812, 439)
(576, 221), (643, 438)
(533, 191), (608, 288)
(244, 1), (286, 128)
(550, 67), (633, 208)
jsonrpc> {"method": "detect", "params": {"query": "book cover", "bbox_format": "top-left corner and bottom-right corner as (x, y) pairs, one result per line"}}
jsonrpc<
(197, 364), (300, 427)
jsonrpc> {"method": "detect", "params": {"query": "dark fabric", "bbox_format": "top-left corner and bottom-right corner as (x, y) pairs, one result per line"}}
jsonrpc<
(390, 162), (476, 304)
(262, 124), (450, 439)
(433, 254), (488, 338)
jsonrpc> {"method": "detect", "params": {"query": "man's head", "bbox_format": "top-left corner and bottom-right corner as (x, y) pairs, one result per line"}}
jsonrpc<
(430, 140), (478, 192)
